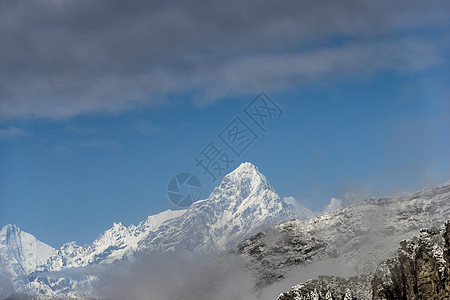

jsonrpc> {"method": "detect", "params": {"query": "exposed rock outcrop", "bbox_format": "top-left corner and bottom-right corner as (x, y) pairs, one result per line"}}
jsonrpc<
(277, 275), (371, 300)
(372, 220), (450, 299)
(277, 219), (450, 300)
(238, 182), (450, 289)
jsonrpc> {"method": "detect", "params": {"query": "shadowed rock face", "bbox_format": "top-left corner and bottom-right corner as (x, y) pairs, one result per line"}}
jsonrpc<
(372, 220), (450, 300)
(277, 219), (450, 300)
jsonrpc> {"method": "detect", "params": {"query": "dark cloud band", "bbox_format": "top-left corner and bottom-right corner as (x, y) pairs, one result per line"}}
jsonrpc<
(1, 0), (449, 119)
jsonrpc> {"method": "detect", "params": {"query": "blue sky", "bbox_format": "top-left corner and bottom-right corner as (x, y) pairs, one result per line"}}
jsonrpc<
(1, 0), (450, 247)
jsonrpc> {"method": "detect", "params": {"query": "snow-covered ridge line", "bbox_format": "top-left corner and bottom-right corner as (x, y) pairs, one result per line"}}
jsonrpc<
(36, 208), (187, 272)
(4, 162), (314, 297)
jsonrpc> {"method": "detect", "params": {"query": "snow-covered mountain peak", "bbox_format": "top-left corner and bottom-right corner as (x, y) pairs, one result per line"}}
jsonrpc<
(0, 224), (56, 289)
(112, 222), (123, 228)
(283, 197), (316, 219)
(207, 162), (274, 203)
(137, 163), (316, 253)
(323, 197), (343, 214)
(59, 241), (81, 251)
(0, 224), (24, 239)
(1, 224), (16, 233)
(226, 162), (272, 188)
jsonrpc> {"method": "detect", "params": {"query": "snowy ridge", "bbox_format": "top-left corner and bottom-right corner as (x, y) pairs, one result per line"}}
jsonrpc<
(36, 162), (313, 274)
(237, 180), (450, 287)
(15, 162), (314, 297)
(138, 162), (314, 252)
(37, 209), (186, 272)
(2, 164), (449, 299)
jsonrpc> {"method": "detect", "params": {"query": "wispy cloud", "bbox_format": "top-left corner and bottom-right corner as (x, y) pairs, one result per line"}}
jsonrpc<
(0, 0), (449, 119)
(0, 127), (26, 140)
(192, 37), (447, 103)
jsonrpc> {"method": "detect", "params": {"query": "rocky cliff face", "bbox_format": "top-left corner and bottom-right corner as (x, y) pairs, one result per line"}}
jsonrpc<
(277, 275), (371, 300)
(277, 219), (450, 300)
(237, 182), (450, 288)
(372, 219), (450, 300)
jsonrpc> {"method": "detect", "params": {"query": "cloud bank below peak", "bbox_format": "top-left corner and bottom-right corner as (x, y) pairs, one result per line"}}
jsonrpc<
(1, 0), (449, 119)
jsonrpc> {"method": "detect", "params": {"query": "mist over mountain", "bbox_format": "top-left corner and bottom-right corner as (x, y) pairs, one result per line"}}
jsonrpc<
(0, 163), (315, 298)
(277, 219), (450, 299)
(1, 163), (448, 299)
(237, 181), (450, 288)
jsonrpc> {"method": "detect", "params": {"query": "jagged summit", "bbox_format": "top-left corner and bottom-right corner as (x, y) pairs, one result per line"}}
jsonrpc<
(228, 162), (265, 178)
(224, 162), (271, 187)
(1, 224), (19, 234)
(206, 162), (274, 204)
(137, 162), (308, 253)
(228, 162), (271, 186)
(1, 224), (13, 231)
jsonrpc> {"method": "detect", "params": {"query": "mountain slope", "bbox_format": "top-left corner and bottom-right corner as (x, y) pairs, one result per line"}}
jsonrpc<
(37, 162), (312, 274)
(277, 219), (450, 300)
(37, 209), (186, 272)
(21, 162), (315, 297)
(237, 181), (450, 288)
(0, 225), (56, 297)
(138, 162), (314, 252)
(323, 197), (342, 214)
(372, 219), (450, 299)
